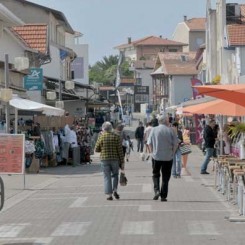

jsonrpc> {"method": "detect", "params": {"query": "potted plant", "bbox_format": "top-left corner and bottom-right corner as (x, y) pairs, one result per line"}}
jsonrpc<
(228, 122), (245, 159)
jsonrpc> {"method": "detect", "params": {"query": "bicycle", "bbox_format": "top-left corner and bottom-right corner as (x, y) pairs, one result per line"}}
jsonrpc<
(0, 176), (4, 211)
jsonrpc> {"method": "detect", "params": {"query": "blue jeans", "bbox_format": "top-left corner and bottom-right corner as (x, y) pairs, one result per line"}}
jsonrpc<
(101, 160), (119, 194)
(137, 139), (144, 152)
(172, 148), (182, 176)
(201, 148), (214, 172)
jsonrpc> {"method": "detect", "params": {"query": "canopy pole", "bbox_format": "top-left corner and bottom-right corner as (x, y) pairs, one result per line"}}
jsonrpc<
(15, 108), (18, 134)
(4, 54), (10, 133)
(220, 115), (224, 155)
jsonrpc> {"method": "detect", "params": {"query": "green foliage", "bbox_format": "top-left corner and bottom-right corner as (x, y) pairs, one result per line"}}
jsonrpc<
(121, 61), (134, 78)
(227, 123), (245, 139)
(89, 55), (134, 84)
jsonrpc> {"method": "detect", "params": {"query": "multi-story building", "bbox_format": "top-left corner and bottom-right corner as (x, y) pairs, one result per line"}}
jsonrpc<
(172, 17), (206, 52)
(115, 36), (187, 111)
(151, 52), (198, 111)
(0, 0), (93, 116)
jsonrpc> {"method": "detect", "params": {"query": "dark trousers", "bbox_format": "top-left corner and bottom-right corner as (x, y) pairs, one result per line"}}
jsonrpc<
(122, 146), (127, 157)
(152, 158), (173, 199)
(137, 139), (144, 152)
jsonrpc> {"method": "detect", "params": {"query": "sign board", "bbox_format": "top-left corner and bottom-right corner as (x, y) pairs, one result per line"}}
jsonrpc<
(134, 86), (149, 103)
(0, 134), (24, 174)
(71, 57), (84, 79)
(134, 86), (149, 112)
(24, 68), (43, 91)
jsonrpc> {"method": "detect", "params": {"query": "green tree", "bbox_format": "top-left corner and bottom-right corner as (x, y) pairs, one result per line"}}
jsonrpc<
(121, 61), (134, 78)
(89, 55), (118, 85)
(89, 55), (134, 85)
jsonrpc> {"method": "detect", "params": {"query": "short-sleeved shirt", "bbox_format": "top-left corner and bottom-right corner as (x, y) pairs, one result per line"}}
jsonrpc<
(147, 124), (178, 161)
(95, 131), (124, 164)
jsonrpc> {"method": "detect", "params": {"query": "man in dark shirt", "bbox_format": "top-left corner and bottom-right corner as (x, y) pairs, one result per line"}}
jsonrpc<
(200, 119), (216, 174)
(151, 114), (159, 127)
(135, 121), (144, 152)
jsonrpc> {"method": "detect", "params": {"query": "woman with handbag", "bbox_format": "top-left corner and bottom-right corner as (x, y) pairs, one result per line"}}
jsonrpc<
(181, 126), (191, 175)
(95, 122), (125, 200)
(171, 122), (183, 178)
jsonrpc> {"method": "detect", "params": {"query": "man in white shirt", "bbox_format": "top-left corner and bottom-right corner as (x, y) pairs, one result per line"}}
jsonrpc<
(147, 115), (178, 202)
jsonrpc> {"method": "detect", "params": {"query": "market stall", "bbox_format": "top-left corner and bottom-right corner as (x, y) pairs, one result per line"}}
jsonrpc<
(8, 96), (65, 173)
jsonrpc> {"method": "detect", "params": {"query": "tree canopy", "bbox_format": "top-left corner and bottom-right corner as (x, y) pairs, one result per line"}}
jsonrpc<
(89, 55), (134, 85)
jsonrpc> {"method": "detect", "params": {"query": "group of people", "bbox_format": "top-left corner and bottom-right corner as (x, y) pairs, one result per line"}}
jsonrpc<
(95, 114), (193, 202)
(135, 116), (192, 178)
(95, 111), (223, 203)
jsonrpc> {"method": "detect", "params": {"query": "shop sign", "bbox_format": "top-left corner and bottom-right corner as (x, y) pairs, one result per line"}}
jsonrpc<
(24, 68), (43, 91)
(134, 85), (149, 103)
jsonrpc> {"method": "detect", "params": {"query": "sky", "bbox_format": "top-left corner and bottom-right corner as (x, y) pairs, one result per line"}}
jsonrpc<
(28, 0), (245, 65)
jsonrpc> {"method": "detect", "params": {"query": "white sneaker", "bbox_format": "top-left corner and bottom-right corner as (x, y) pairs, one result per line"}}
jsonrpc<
(181, 168), (190, 176)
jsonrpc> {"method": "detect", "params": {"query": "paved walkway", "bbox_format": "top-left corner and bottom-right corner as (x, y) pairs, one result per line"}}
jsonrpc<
(0, 118), (245, 244)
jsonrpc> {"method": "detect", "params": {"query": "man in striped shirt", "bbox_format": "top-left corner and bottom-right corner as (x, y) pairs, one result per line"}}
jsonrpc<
(95, 122), (125, 200)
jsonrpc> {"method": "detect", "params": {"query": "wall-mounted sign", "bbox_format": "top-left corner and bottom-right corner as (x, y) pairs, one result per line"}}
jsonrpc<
(24, 68), (43, 91)
(134, 85), (149, 103)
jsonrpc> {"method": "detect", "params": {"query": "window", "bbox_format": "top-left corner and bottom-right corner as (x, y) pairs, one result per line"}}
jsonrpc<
(196, 38), (204, 46)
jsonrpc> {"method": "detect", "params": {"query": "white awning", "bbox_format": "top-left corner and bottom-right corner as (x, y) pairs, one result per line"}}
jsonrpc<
(177, 96), (216, 108)
(9, 97), (65, 116)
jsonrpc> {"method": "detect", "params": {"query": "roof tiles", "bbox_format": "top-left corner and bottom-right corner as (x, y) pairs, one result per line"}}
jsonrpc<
(185, 18), (206, 31)
(11, 24), (48, 54)
(115, 36), (186, 49)
(227, 24), (245, 46)
(154, 52), (198, 75)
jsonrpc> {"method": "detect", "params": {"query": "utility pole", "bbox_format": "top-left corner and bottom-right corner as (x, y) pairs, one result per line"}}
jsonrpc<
(4, 54), (10, 133)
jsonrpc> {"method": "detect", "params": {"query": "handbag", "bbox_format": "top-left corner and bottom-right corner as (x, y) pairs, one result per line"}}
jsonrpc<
(120, 172), (128, 186)
(179, 144), (192, 155)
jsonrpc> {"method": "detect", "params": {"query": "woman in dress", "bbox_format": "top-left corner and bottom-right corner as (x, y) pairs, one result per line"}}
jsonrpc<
(181, 126), (191, 175)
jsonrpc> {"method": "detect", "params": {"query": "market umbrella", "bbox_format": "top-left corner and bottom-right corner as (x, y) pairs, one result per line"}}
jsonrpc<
(182, 98), (245, 116)
(193, 84), (245, 107)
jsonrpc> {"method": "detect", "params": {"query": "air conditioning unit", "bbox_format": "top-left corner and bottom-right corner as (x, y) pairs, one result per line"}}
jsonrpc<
(226, 3), (241, 18)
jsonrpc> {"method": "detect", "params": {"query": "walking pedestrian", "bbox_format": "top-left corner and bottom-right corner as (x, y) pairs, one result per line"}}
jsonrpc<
(144, 122), (153, 160)
(95, 122), (125, 200)
(171, 122), (183, 178)
(147, 115), (178, 202)
(135, 121), (144, 152)
(181, 126), (191, 175)
(151, 114), (159, 127)
(125, 135), (133, 162)
(200, 119), (216, 174)
(114, 123), (127, 158)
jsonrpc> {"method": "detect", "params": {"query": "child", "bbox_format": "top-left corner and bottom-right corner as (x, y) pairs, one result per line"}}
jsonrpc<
(125, 135), (133, 162)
